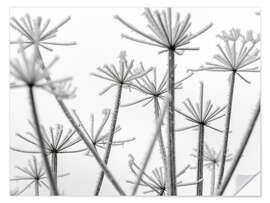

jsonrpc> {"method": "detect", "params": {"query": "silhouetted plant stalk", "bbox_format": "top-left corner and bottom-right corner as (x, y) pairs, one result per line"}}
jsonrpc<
(121, 64), (193, 186)
(115, 8), (212, 194)
(188, 29), (260, 190)
(10, 156), (69, 195)
(90, 51), (152, 195)
(127, 155), (200, 195)
(190, 143), (232, 195)
(176, 82), (226, 195)
(131, 97), (169, 195)
(217, 100), (260, 195)
(10, 14), (127, 195)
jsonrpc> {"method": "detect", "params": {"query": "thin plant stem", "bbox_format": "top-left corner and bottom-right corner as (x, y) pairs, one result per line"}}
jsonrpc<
(217, 71), (236, 189)
(28, 86), (59, 195)
(197, 123), (204, 196)
(210, 162), (216, 196)
(197, 82), (204, 196)
(167, 49), (177, 195)
(94, 84), (123, 195)
(35, 179), (39, 196)
(36, 48), (126, 195)
(154, 98), (167, 178)
(217, 100), (260, 195)
(51, 152), (58, 195)
(131, 97), (170, 195)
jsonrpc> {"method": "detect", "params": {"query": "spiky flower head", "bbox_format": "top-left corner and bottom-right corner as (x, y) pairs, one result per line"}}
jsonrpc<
(176, 82), (226, 133)
(189, 28), (260, 84)
(121, 63), (193, 112)
(11, 121), (86, 155)
(72, 109), (135, 156)
(190, 143), (233, 170)
(115, 8), (213, 55)
(10, 13), (76, 52)
(90, 51), (153, 95)
(10, 156), (69, 195)
(126, 154), (200, 195)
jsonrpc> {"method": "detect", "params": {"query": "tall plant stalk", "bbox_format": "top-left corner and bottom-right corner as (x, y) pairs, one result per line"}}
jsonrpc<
(28, 86), (59, 195)
(94, 84), (123, 195)
(217, 100), (260, 195)
(167, 49), (177, 195)
(153, 98), (167, 175)
(217, 71), (236, 188)
(197, 82), (205, 196)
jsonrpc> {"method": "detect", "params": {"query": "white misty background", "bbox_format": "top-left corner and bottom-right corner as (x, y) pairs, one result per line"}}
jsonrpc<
(9, 7), (260, 196)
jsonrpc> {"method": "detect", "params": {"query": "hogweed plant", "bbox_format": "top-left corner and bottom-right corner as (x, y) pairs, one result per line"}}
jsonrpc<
(127, 154), (201, 196)
(121, 63), (193, 175)
(175, 82), (226, 195)
(9, 43), (73, 195)
(10, 14), (127, 196)
(11, 121), (87, 193)
(190, 143), (233, 195)
(90, 51), (152, 195)
(10, 13), (76, 51)
(115, 8), (213, 195)
(10, 156), (69, 196)
(188, 28), (260, 190)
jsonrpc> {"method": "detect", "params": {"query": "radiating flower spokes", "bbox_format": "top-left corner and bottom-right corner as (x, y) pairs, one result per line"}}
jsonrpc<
(175, 82), (226, 133)
(121, 63), (193, 110)
(188, 28), (260, 84)
(10, 156), (69, 195)
(10, 42), (77, 100)
(90, 51), (153, 95)
(115, 8), (213, 55)
(190, 143), (233, 170)
(126, 154), (201, 195)
(10, 13), (76, 52)
(72, 108), (135, 156)
(11, 121), (86, 155)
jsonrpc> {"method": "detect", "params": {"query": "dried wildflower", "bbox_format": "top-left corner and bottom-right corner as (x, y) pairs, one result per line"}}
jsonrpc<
(190, 143), (233, 195)
(176, 82), (226, 195)
(90, 51), (152, 95)
(115, 9), (212, 195)
(72, 109), (135, 155)
(10, 13), (76, 52)
(44, 79), (77, 99)
(115, 8), (212, 54)
(189, 29), (260, 190)
(189, 29), (260, 84)
(121, 64), (193, 110)
(126, 154), (200, 195)
(10, 43), (72, 89)
(175, 82), (226, 133)
(10, 156), (69, 196)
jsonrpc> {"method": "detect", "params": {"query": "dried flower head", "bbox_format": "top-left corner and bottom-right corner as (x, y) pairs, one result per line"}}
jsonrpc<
(126, 154), (200, 195)
(10, 13), (76, 52)
(115, 8), (213, 55)
(11, 121), (86, 155)
(72, 109), (135, 156)
(190, 143), (233, 170)
(10, 43), (73, 90)
(121, 63), (193, 111)
(176, 82), (226, 133)
(10, 156), (69, 195)
(90, 51), (153, 95)
(189, 29), (260, 84)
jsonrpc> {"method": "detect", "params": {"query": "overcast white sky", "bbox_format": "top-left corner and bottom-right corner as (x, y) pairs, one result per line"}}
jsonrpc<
(9, 7), (260, 196)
